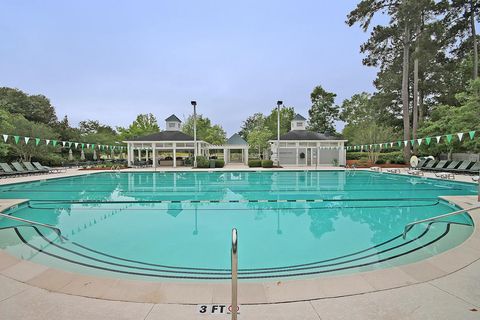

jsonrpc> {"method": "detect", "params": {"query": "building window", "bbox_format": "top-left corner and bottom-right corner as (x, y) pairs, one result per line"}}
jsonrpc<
(296, 122), (303, 127)
(169, 123), (175, 128)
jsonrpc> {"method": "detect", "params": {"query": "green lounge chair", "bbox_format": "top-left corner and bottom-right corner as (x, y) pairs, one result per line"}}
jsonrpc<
(421, 160), (438, 171)
(442, 161), (460, 172)
(32, 162), (65, 173)
(23, 162), (48, 174)
(430, 160), (449, 171)
(466, 162), (480, 175)
(11, 162), (37, 175)
(0, 163), (18, 178)
(451, 161), (473, 173)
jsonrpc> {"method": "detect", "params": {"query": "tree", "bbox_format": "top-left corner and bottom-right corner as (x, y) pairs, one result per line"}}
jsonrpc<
(247, 128), (271, 156)
(182, 115), (226, 145)
(0, 88), (57, 125)
(307, 85), (338, 134)
(339, 92), (377, 125)
(238, 113), (266, 140)
(117, 113), (160, 140)
(79, 120), (117, 136)
(264, 106), (295, 138)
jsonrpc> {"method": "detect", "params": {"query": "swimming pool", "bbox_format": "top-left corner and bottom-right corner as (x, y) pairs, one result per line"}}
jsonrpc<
(0, 170), (477, 281)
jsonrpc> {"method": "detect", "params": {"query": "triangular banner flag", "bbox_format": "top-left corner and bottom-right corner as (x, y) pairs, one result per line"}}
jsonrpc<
(46, 139), (50, 145)
(446, 134), (453, 143)
(417, 138), (422, 146)
(91, 144), (95, 149)
(14, 136), (20, 144)
(35, 138), (40, 146)
(2, 134), (8, 142)
(87, 144), (90, 149)
(469, 131), (475, 140)
(457, 132), (464, 141)
(426, 137), (432, 145)
(62, 141), (67, 147)
(397, 141), (402, 147)
(75, 142), (79, 148)
(435, 136), (441, 143)
(52, 140), (57, 146)
(410, 139), (415, 146)
(404, 140), (408, 146)
(390, 142), (394, 147)
(81, 143), (85, 149)
(24, 137), (30, 144)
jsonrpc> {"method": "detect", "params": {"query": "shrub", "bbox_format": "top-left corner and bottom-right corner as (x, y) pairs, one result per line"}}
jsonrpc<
(346, 152), (367, 160)
(261, 160), (273, 168)
(248, 159), (262, 167)
(196, 156), (209, 168)
(394, 156), (405, 164)
(215, 159), (225, 168)
(375, 159), (386, 164)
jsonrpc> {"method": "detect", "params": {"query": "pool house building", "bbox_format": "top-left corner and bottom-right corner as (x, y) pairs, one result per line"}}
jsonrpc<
(269, 114), (347, 166)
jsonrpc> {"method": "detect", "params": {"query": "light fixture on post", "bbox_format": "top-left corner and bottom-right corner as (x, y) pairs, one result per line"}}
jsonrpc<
(191, 100), (197, 168)
(276, 100), (283, 167)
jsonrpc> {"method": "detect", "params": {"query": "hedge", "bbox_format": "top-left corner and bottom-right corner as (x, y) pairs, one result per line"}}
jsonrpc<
(248, 159), (262, 167)
(196, 156), (210, 168)
(347, 151), (405, 164)
(261, 160), (273, 168)
(215, 160), (225, 168)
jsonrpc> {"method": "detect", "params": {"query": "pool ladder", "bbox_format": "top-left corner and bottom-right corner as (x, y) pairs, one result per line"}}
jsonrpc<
(0, 213), (65, 242)
(231, 228), (238, 320)
(403, 204), (480, 239)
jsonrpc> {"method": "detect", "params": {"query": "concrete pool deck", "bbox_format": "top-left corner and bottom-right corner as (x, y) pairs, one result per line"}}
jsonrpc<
(0, 168), (479, 319)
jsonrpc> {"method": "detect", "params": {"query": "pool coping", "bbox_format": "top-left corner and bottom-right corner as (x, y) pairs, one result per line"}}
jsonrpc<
(0, 172), (479, 304)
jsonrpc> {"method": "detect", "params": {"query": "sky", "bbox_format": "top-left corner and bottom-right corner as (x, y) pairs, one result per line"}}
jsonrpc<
(0, 0), (378, 136)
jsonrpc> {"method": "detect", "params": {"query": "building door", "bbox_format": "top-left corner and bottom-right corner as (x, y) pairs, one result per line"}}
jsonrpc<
(307, 148), (312, 166)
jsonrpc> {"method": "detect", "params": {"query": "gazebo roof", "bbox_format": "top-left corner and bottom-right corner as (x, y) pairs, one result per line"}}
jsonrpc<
(124, 131), (194, 142)
(165, 114), (182, 122)
(293, 114), (307, 121)
(227, 133), (248, 145)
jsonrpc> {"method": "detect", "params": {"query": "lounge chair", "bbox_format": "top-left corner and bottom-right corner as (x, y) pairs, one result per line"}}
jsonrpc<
(0, 163), (18, 178)
(11, 162), (37, 175)
(429, 160), (449, 171)
(23, 162), (48, 174)
(473, 176), (479, 182)
(466, 162), (480, 175)
(411, 158), (429, 170)
(421, 160), (438, 171)
(451, 161), (473, 173)
(441, 161), (460, 172)
(33, 162), (65, 173)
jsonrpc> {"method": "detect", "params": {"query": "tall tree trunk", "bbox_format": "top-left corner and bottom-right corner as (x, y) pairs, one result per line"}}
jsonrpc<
(471, 0), (478, 79)
(419, 88), (424, 124)
(402, 23), (411, 161)
(413, 25), (420, 154)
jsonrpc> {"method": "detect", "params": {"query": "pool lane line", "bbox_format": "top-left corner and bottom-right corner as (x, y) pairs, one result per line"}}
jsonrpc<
(14, 223), (453, 280)
(26, 201), (442, 211)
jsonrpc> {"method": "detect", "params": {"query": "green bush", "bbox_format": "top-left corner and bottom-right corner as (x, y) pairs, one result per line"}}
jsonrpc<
(394, 156), (405, 164)
(375, 158), (386, 164)
(215, 159), (225, 168)
(196, 156), (209, 168)
(346, 152), (368, 160)
(248, 159), (262, 167)
(261, 160), (273, 168)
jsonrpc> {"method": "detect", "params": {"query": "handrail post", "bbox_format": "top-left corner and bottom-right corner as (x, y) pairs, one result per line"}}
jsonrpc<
(0, 213), (65, 242)
(231, 228), (238, 320)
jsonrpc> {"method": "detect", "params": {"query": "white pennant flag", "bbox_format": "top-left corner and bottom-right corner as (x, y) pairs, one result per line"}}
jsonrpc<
(2, 134), (8, 142)
(417, 138), (422, 146)
(75, 142), (79, 148)
(390, 142), (394, 147)
(24, 137), (30, 144)
(436, 136), (441, 143)
(404, 140), (408, 146)
(46, 139), (50, 145)
(62, 141), (67, 147)
(87, 143), (90, 148)
(457, 132), (464, 141)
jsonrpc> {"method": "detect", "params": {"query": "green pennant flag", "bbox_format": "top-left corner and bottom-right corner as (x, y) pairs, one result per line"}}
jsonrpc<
(425, 137), (432, 145)
(14, 135), (20, 144)
(446, 134), (453, 143)
(81, 143), (85, 149)
(35, 138), (40, 146)
(397, 141), (402, 147)
(52, 140), (58, 147)
(410, 139), (415, 146)
(91, 144), (95, 149)
(469, 131), (476, 140)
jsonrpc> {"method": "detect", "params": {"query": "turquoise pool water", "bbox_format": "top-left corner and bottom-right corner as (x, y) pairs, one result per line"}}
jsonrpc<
(0, 170), (477, 281)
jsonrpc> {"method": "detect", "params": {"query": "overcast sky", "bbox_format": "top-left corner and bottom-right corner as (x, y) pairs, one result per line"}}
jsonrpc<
(0, 0), (378, 136)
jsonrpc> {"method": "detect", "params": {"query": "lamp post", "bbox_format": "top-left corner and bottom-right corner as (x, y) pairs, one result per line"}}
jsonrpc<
(191, 101), (197, 168)
(276, 100), (283, 166)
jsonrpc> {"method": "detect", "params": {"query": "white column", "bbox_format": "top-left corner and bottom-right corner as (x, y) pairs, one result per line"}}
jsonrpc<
(152, 143), (157, 168)
(244, 148), (249, 165)
(223, 148), (228, 164)
(137, 149), (141, 162)
(127, 143), (132, 166)
(146, 150), (149, 162)
(296, 147), (299, 166)
(173, 144), (177, 168)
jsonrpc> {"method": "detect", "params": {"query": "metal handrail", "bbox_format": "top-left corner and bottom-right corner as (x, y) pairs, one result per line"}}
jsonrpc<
(403, 205), (480, 239)
(0, 213), (65, 242)
(231, 228), (238, 320)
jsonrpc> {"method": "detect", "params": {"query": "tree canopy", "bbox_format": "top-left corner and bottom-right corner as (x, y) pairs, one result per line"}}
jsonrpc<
(182, 115), (227, 145)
